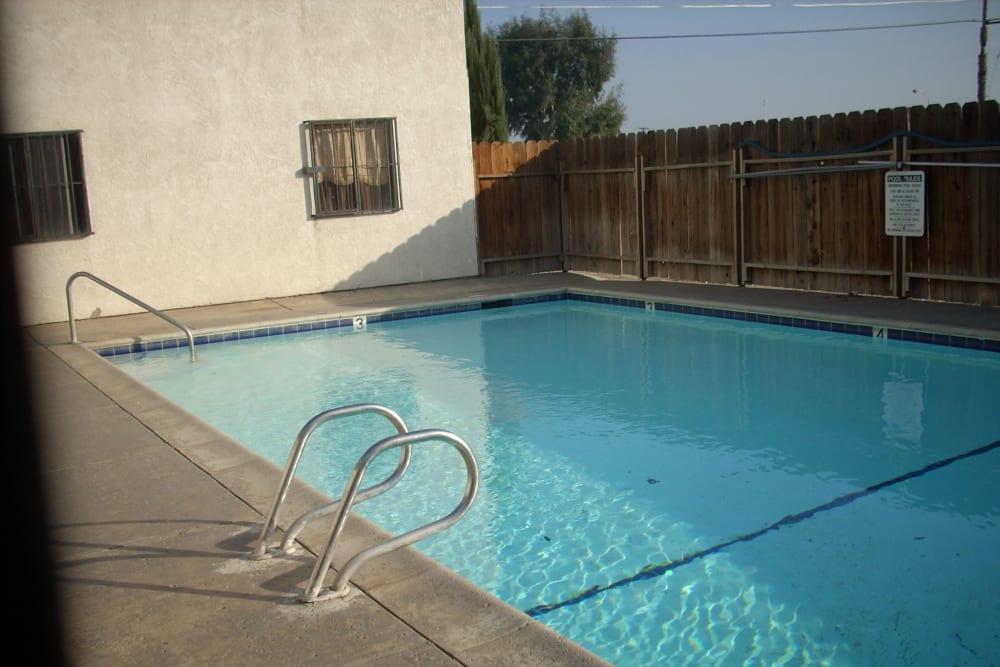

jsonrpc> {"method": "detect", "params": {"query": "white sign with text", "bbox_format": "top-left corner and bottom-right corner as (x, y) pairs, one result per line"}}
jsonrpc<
(885, 171), (925, 237)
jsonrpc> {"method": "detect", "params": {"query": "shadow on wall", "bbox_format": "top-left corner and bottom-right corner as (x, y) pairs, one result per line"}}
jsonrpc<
(330, 199), (479, 291)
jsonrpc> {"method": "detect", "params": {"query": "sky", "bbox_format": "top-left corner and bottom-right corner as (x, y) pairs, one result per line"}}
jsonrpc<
(478, 0), (999, 132)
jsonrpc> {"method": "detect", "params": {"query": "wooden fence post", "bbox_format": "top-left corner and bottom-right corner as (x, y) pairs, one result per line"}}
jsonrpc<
(558, 159), (567, 272)
(900, 132), (909, 299)
(636, 153), (646, 279)
(732, 146), (742, 286)
(735, 145), (748, 286)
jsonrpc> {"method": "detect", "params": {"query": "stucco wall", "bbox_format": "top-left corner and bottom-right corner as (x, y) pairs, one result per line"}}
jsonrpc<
(2, 0), (478, 325)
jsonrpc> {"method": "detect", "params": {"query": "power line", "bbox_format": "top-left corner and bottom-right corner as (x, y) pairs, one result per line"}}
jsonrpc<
(482, 0), (968, 8)
(494, 17), (979, 41)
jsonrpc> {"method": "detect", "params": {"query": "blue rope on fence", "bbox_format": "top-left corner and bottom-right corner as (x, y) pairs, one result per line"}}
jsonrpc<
(738, 129), (1000, 160)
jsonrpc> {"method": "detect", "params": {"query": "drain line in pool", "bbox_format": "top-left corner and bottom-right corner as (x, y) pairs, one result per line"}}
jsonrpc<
(524, 438), (1000, 618)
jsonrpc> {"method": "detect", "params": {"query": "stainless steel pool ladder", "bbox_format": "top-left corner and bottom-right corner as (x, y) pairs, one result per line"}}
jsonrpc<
(66, 271), (197, 361)
(249, 403), (480, 604)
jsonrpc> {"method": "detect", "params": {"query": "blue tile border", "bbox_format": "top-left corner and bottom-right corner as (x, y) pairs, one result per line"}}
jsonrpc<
(94, 290), (1000, 358)
(565, 292), (880, 337)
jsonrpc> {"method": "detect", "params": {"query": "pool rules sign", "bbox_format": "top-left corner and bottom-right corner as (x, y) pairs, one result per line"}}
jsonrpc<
(884, 171), (926, 237)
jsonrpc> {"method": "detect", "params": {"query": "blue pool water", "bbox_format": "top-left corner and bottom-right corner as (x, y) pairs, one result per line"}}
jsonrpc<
(110, 299), (1000, 666)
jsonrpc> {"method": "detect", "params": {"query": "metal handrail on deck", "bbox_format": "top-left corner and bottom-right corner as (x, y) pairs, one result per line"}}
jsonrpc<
(300, 427), (479, 603)
(248, 402), (479, 604)
(249, 403), (412, 560)
(65, 271), (197, 361)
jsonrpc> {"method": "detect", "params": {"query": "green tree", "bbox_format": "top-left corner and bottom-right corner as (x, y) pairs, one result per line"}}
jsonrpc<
(494, 10), (625, 140)
(465, 0), (509, 142)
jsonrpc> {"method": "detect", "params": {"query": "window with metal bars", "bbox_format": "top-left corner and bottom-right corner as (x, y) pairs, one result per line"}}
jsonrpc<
(304, 118), (402, 217)
(2, 131), (91, 243)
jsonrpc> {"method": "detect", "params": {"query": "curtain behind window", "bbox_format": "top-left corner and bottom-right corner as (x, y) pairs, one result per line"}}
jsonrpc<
(307, 118), (400, 216)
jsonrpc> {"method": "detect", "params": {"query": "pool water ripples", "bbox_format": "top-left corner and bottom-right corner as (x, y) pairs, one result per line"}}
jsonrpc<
(112, 301), (1000, 666)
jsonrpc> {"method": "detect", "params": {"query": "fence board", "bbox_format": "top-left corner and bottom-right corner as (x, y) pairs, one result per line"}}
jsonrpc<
(693, 126), (711, 283)
(705, 125), (721, 283)
(674, 126), (692, 281)
(644, 130), (668, 279)
(836, 112), (857, 295)
(842, 112), (862, 295)
(980, 102), (1000, 305)
(861, 109), (884, 295)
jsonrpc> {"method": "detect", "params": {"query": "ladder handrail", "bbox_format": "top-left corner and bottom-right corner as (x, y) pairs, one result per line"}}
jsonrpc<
(250, 403), (412, 560)
(300, 428), (479, 603)
(66, 271), (197, 362)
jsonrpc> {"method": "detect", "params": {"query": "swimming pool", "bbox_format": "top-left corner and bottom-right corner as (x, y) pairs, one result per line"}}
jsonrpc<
(108, 295), (1000, 666)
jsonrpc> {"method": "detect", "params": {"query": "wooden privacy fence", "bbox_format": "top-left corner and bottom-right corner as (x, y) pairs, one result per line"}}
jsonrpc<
(473, 101), (1000, 306)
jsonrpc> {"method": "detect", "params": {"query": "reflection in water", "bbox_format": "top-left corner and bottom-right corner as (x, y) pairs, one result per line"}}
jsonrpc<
(883, 373), (924, 446)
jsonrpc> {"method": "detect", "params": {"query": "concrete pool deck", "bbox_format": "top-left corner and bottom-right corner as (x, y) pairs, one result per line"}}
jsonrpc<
(22, 272), (1000, 666)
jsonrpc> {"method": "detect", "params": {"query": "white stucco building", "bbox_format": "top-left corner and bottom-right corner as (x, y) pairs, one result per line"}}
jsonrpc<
(2, 0), (479, 325)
